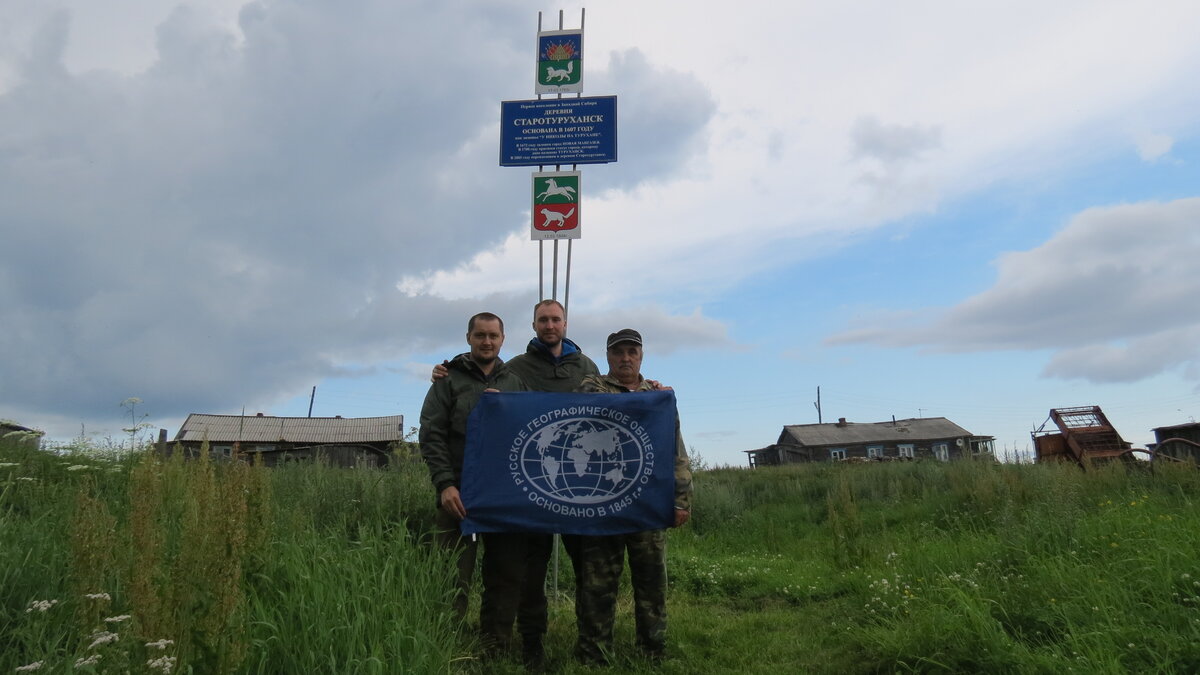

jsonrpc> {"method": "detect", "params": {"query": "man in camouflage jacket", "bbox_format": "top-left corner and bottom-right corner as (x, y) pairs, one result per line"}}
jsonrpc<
(571, 328), (693, 664)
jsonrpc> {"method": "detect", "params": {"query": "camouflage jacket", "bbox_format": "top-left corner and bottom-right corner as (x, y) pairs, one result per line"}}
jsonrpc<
(419, 352), (526, 495)
(576, 373), (693, 512)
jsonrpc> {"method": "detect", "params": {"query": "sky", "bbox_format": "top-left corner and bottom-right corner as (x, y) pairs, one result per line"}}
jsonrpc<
(3, 1), (1200, 466)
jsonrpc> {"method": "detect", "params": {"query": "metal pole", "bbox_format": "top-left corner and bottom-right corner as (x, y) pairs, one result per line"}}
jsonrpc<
(552, 239), (559, 300)
(564, 239), (572, 317)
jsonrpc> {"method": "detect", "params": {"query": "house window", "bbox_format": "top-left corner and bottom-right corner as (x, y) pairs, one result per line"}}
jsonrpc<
(898, 444), (914, 458)
(213, 444), (232, 458)
(867, 445), (883, 459)
(933, 443), (949, 461)
(830, 448), (847, 461)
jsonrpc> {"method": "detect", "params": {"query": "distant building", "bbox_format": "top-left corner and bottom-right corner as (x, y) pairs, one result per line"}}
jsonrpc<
(1, 421), (40, 434)
(172, 413), (405, 467)
(1, 420), (43, 441)
(1148, 421), (1200, 464)
(745, 417), (994, 468)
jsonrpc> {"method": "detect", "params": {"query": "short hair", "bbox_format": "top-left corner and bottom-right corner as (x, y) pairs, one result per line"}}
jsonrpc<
(533, 298), (565, 315)
(467, 312), (504, 334)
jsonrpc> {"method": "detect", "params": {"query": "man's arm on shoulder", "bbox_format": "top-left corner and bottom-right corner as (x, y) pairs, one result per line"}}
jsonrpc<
(430, 360), (450, 382)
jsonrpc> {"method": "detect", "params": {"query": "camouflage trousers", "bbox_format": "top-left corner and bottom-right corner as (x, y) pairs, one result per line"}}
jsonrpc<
(567, 529), (668, 662)
(434, 504), (477, 621)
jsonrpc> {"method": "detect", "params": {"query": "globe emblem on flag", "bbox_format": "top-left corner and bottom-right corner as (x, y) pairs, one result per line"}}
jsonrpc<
(521, 417), (645, 505)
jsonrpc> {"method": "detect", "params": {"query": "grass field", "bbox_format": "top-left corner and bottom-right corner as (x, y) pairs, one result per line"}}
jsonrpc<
(3, 431), (1199, 673)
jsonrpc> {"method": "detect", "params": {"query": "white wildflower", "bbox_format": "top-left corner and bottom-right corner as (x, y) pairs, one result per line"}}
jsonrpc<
(146, 655), (177, 674)
(17, 477), (36, 481)
(25, 599), (58, 613)
(144, 639), (174, 650)
(15, 662), (44, 672)
(103, 615), (132, 624)
(88, 631), (119, 650)
(67, 465), (90, 471)
(83, 593), (111, 602)
(74, 654), (102, 668)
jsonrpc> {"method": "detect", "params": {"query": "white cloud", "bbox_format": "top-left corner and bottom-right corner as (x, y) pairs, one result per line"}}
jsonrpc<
(0, 3), (721, 435)
(1135, 132), (1174, 161)
(3, 1), (1200, 438)
(827, 198), (1200, 383)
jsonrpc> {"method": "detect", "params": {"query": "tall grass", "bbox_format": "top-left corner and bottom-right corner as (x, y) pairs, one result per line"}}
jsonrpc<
(4, 432), (1200, 673)
(1, 438), (463, 674)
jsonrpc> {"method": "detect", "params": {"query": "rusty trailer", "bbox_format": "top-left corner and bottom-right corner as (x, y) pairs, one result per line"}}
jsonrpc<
(1032, 406), (1134, 467)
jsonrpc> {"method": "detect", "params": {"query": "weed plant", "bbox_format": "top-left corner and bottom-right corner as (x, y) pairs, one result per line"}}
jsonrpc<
(4, 432), (1200, 673)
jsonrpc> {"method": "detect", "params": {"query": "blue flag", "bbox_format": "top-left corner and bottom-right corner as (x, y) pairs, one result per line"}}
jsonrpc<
(460, 390), (678, 536)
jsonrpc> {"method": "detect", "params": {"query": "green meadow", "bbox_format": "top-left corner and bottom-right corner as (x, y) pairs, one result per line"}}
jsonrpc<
(3, 431), (1199, 674)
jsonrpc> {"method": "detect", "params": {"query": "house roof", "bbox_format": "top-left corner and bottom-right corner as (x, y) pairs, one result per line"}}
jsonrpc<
(1, 421), (43, 436)
(779, 417), (976, 447)
(174, 414), (405, 444)
(1152, 421), (1200, 433)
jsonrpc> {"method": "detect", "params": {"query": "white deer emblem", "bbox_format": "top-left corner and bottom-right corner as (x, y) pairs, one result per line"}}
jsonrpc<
(544, 61), (574, 82)
(539, 207), (575, 229)
(535, 178), (576, 202)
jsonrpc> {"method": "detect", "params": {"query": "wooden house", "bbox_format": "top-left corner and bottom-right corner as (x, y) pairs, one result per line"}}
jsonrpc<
(1148, 421), (1200, 464)
(745, 417), (993, 467)
(172, 413), (405, 467)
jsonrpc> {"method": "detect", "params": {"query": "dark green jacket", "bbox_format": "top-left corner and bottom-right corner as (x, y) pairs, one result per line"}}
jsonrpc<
(506, 337), (600, 393)
(577, 373), (694, 512)
(419, 353), (526, 495)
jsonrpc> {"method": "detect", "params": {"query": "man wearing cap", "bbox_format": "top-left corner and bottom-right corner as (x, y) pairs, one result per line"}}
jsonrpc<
(570, 328), (694, 664)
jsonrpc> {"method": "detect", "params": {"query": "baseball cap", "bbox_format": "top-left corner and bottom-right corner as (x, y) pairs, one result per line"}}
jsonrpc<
(606, 328), (643, 350)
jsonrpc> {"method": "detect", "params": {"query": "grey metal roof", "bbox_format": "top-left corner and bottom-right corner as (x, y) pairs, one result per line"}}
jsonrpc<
(780, 417), (975, 446)
(174, 414), (405, 444)
(1152, 421), (1200, 433)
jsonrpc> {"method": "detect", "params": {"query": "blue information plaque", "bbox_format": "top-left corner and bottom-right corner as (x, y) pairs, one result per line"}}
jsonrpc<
(500, 96), (617, 167)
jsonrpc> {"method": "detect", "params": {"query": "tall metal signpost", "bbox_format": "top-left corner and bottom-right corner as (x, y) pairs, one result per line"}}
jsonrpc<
(500, 9), (618, 315)
(499, 8), (618, 593)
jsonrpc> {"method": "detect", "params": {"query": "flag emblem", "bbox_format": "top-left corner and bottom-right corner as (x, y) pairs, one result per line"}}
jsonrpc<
(460, 391), (678, 535)
(521, 416), (647, 504)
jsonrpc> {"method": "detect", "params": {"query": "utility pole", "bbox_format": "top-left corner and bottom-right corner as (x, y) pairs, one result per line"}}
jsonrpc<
(813, 386), (822, 423)
(308, 386), (316, 417)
